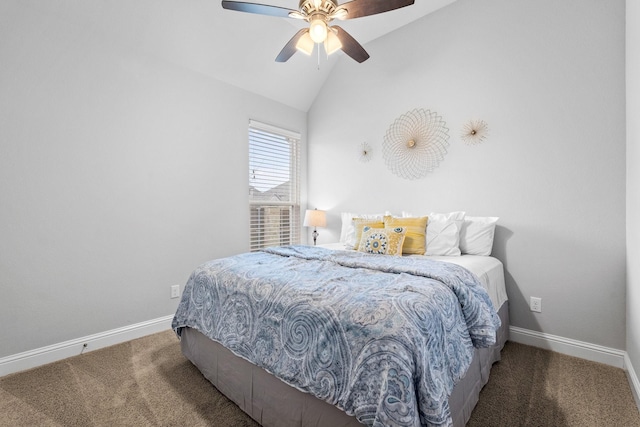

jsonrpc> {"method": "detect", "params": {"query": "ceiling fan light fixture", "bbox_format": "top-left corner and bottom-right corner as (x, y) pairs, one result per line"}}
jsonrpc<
(324, 28), (342, 55)
(222, 0), (416, 63)
(309, 18), (328, 43)
(295, 31), (315, 55)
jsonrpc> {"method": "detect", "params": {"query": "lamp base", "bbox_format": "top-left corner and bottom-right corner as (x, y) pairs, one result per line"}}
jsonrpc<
(312, 228), (319, 246)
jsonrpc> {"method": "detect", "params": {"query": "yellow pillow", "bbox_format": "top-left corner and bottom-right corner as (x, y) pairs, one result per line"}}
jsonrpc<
(383, 215), (428, 255)
(352, 218), (384, 249)
(358, 226), (406, 256)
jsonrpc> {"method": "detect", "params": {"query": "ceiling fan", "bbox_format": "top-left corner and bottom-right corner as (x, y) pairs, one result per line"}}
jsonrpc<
(221, 0), (415, 63)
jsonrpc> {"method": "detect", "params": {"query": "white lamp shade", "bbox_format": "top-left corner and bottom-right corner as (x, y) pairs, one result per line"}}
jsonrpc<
(303, 209), (326, 228)
(324, 29), (342, 55)
(296, 32), (315, 55)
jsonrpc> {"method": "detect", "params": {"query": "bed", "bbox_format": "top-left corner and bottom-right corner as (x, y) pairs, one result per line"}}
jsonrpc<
(172, 242), (508, 427)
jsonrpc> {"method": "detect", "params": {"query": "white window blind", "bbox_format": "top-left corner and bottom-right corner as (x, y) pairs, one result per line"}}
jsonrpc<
(248, 120), (301, 252)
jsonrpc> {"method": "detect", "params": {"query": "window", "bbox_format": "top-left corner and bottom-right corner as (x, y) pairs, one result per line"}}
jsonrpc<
(248, 120), (301, 252)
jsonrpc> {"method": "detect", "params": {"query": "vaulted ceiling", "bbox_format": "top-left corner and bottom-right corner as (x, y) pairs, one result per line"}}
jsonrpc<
(185, 0), (457, 111)
(27, 0), (455, 112)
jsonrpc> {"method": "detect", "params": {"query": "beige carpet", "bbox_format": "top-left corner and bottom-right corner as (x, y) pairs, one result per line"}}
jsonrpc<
(1, 330), (638, 426)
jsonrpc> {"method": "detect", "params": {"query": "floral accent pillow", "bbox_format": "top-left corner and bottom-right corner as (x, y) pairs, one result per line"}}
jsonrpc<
(351, 218), (385, 249)
(357, 226), (406, 256)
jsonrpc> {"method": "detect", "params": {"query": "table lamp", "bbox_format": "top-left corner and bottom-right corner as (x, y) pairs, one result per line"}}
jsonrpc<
(303, 208), (326, 246)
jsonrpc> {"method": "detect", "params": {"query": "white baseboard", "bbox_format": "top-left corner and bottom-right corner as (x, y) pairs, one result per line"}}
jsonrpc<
(509, 326), (626, 369)
(625, 353), (640, 409)
(0, 315), (174, 378)
(2, 319), (637, 402)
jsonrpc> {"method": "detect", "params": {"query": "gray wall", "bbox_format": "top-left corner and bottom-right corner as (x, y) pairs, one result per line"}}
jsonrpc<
(307, 0), (626, 349)
(0, 2), (306, 358)
(627, 0), (640, 380)
(0, 0), (631, 361)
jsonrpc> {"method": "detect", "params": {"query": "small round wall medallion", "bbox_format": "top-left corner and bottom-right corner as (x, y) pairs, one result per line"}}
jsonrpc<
(461, 119), (489, 145)
(358, 141), (373, 162)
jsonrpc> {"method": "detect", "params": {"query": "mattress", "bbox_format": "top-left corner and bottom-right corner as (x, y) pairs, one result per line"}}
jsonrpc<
(176, 247), (509, 427)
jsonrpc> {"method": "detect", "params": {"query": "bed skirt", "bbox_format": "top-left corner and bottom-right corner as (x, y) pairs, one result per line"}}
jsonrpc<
(180, 301), (509, 427)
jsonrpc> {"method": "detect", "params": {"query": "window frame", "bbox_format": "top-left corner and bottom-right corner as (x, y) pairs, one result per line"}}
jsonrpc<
(248, 120), (301, 252)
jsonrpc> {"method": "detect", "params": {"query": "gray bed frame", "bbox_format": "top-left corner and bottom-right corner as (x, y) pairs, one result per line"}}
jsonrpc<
(179, 302), (509, 427)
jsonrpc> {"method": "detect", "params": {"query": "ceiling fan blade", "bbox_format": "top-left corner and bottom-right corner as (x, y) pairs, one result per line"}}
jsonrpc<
(339, 0), (415, 19)
(332, 26), (369, 63)
(276, 28), (309, 62)
(221, 1), (296, 18)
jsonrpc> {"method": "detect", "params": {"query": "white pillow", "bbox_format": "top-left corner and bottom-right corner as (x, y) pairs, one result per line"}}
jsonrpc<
(403, 211), (465, 256)
(459, 216), (499, 256)
(339, 212), (385, 249)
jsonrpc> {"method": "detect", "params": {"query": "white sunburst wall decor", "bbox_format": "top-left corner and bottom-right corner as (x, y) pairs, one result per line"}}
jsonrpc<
(358, 141), (373, 162)
(460, 119), (489, 145)
(382, 108), (450, 180)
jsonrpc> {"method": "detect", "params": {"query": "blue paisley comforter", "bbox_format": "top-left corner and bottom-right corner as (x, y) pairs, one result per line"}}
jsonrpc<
(172, 245), (500, 427)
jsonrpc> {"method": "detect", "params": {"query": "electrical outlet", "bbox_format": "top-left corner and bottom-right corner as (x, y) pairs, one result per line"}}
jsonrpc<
(530, 296), (542, 313)
(170, 285), (180, 299)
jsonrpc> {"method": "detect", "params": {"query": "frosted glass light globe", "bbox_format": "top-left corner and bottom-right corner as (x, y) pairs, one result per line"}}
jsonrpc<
(309, 19), (328, 43)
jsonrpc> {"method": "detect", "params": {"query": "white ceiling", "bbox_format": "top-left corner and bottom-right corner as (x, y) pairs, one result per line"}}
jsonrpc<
(40, 0), (456, 112)
(206, 0), (457, 111)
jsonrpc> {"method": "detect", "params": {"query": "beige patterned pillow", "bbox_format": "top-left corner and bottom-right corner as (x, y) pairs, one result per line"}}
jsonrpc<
(351, 218), (385, 249)
(357, 226), (406, 256)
